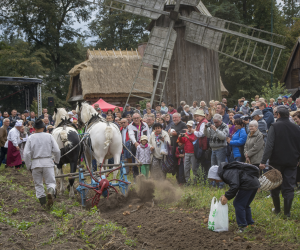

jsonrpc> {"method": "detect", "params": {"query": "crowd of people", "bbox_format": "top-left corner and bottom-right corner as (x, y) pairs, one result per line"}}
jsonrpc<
(1, 94), (300, 231)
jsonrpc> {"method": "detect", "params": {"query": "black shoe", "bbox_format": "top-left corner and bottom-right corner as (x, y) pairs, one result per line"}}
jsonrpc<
(47, 188), (55, 208)
(39, 196), (47, 207)
(272, 196), (281, 214)
(284, 198), (293, 218)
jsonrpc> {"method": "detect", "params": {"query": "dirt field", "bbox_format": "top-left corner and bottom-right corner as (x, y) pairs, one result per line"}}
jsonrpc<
(0, 168), (298, 250)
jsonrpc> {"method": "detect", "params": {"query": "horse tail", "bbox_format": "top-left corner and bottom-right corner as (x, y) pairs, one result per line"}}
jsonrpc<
(60, 130), (72, 148)
(104, 125), (113, 150)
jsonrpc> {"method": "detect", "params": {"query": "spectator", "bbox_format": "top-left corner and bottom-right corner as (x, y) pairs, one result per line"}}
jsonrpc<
(251, 101), (256, 108)
(120, 118), (133, 172)
(178, 120), (196, 184)
(0, 111), (3, 127)
(208, 100), (216, 117)
(214, 100), (219, 108)
(269, 98), (275, 107)
(106, 109), (113, 116)
(3, 111), (9, 119)
(9, 109), (19, 128)
(244, 120), (265, 166)
(142, 115), (148, 123)
(200, 101), (209, 114)
(23, 110), (30, 120)
(94, 103), (100, 110)
(106, 114), (114, 122)
(192, 110), (209, 179)
(68, 111), (75, 122)
(226, 118), (247, 162)
(156, 111), (162, 121)
(259, 102), (274, 129)
(214, 162), (260, 233)
(113, 107), (122, 119)
(222, 98), (228, 112)
(147, 114), (155, 134)
(145, 107), (153, 116)
(161, 101), (168, 114)
(177, 101), (186, 113)
(128, 113), (150, 179)
(43, 118), (51, 131)
(282, 95), (288, 105)
(0, 118), (9, 166)
(155, 104), (163, 115)
(292, 111), (300, 126)
(181, 105), (193, 123)
(122, 104), (134, 118)
(250, 109), (267, 143)
(275, 96), (283, 106)
(114, 117), (121, 128)
(175, 140), (185, 185)
(204, 114), (229, 167)
(255, 95), (259, 102)
(260, 105), (300, 217)
(20, 114), (28, 126)
(169, 113), (187, 183)
(240, 101), (250, 115)
(205, 112), (212, 123)
(5, 120), (23, 169)
(216, 103), (230, 124)
(159, 117), (166, 130)
(149, 123), (170, 180)
(134, 104), (141, 115)
(168, 104), (177, 115)
(164, 114), (174, 131)
(228, 111), (235, 137)
(96, 108), (107, 119)
(28, 121), (35, 134)
(136, 135), (151, 179)
(72, 110), (78, 119)
(189, 101), (199, 116)
(286, 96), (296, 111)
(39, 108), (53, 122)
(126, 114), (132, 124)
(143, 102), (155, 115)
(27, 111), (36, 122)
(295, 98), (300, 110)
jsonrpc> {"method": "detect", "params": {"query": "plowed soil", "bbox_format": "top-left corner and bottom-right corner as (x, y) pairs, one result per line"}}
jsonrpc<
(0, 168), (298, 250)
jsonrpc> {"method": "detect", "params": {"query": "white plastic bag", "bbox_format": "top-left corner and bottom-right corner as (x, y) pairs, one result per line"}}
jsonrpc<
(208, 197), (229, 232)
(160, 141), (168, 155)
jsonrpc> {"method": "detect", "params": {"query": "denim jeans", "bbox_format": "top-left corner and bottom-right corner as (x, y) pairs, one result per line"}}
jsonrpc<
(184, 153), (198, 183)
(211, 147), (226, 188)
(233, 189), (258, 227)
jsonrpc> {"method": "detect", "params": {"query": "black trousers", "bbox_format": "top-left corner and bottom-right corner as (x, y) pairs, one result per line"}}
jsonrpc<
(270, 165), (297, 200)
(0, 147), (7, 165)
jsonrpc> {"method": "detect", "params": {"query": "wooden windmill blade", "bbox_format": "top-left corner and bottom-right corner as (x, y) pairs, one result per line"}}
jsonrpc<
(181, 12), (286, 74)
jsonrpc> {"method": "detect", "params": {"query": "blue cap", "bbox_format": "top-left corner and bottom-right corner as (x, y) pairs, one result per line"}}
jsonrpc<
(283, 95), (288, 99)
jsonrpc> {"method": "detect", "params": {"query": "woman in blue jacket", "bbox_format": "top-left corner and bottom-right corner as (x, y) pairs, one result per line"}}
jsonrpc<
(226, 118), (247, 162)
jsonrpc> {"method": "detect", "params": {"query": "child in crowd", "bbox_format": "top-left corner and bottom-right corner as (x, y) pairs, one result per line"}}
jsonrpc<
(178, 120), (196, 184)
(28, 121), (35, 134)
(136, 135), (151, 179)
(208, 163), (260, 233)
(175, 141), (185, 185)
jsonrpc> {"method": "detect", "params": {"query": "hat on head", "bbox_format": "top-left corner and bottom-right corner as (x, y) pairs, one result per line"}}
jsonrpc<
(283, 95), (288, 99)
(194, 110), (205, 117)
(15, 120), (23, 127)
(187, 120), (194, 127)
(34, 118), (45, 129)
(140, 135), (148, 142)
(233, 114), (242, 119)
(23, 110), (29, 113)
(251, 109), (263, 117)
(278, 96), (282, 100)
(277, 105), (289, 112)
(126, 104), (130, 107)
(96, 108), (101, 111)
(68, 111), (73, 116)
(208, 165), (222, 181)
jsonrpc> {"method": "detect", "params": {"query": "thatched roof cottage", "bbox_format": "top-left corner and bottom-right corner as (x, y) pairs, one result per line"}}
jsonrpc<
(66, 48), (153, 107)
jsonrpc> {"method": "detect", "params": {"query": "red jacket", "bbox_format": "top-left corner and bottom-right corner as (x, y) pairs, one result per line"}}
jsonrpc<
(168, 109), (177, 115)
(175, 147), (185, 165)
(196, 118), (208, 150)
(178, 133), (196, 154)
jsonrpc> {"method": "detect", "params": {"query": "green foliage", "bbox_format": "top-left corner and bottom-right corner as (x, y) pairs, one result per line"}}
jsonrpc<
(0, 211), (34, 230)
(124, 238), (137, 247)
(92, 221), (127, 240)
(30, 99), (38, 115)
(261, 81), (291, 102)
(89, 4), (150, 49)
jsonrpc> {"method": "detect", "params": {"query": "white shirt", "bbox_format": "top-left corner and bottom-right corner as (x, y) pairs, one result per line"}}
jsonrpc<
(194, 123), (206, 138)
(5, 127), (22, 147)
(23, 132), (61, 170)
(122, 126), (128, 145)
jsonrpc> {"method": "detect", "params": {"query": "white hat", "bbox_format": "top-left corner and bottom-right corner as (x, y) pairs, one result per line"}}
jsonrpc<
(208, 165), (222, 181)
(15, 120), (23, 127)
(187, 120), (194, 127)
(140, 135), (148, 142)
(68, 111), (74, 116)
(194, 110), (205, 117)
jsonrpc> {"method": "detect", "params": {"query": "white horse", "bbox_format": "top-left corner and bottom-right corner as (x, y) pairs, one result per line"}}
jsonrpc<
(52, 108), (81, 198)
(76, 102), (122, 181)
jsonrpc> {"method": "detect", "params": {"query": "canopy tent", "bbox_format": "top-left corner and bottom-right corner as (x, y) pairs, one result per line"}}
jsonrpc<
(91, 98), (123, 112)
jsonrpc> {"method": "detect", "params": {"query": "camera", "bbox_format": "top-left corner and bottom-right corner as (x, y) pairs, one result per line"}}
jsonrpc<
(241, 115), (251, 121)
(179, 133), (185, 137)
(249, 108), (254, 113)
(205, 122), (212, 128)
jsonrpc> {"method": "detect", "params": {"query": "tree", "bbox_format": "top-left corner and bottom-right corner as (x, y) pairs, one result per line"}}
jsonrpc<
(89, 5), (150, 50)
(282, 0), (300, 27)
(261, 81), (290, 102)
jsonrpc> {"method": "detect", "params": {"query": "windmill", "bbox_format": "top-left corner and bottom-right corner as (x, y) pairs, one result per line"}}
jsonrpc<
(96, 0), (286, 107)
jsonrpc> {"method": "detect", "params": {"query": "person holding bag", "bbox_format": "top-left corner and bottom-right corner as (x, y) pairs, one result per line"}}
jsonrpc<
(208, 163), (260, 233)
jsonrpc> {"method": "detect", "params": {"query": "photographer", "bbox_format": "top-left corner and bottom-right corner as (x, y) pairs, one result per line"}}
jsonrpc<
(204, 114), (229, 167)
(250, 109), (267, 143)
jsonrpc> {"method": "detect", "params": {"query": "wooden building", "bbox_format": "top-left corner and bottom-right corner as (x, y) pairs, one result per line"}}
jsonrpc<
(281, 37), (300, 99)
(146, 1), (224, 106)
(66, 49), (153, 107)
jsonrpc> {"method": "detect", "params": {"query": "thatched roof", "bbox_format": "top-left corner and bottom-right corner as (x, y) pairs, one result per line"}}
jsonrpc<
(281, 37), (300, 84)
(67, 49), (153, 101)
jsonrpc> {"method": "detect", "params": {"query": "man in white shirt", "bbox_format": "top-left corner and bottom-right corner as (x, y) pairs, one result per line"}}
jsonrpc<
(5, 120), (23, 169)
(24, 119), (61, 208)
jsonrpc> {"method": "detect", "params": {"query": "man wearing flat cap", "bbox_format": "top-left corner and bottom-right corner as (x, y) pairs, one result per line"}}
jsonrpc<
(23, 119), (61, 208)
(260, 105), (300, 217)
